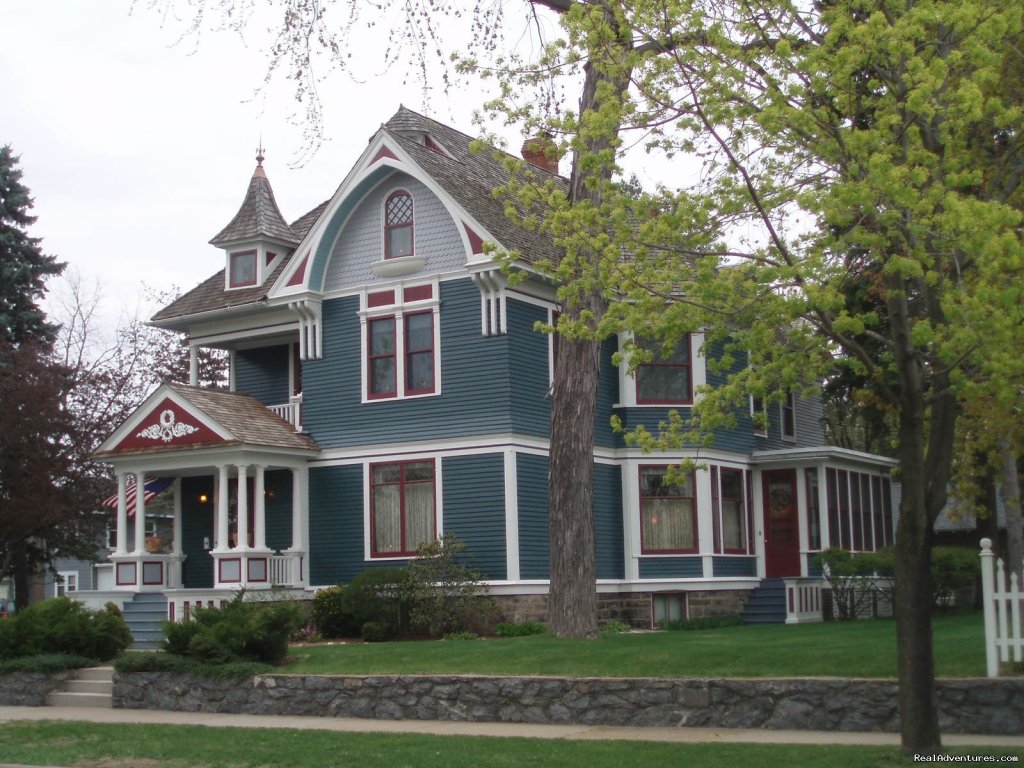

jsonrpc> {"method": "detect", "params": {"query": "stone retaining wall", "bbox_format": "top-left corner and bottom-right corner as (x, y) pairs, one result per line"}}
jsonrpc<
(113, 672), (1024, 734)
(0, 671), (70, 706)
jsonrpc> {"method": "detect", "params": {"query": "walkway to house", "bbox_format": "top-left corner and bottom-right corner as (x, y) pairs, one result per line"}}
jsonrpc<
(1, 706), (1022, 750)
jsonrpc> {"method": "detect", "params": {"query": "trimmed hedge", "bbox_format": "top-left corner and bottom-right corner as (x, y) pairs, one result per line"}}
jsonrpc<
(0, 598), (131, 661)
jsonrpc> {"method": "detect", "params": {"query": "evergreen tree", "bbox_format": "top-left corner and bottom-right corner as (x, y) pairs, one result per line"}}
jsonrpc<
(0, 145), (65, 346)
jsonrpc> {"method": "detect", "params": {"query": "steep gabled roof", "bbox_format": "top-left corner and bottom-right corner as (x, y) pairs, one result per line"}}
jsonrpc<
(209, 158), (299, 248)
(382, 106), (566, 265)
(153, 107), (566, 326)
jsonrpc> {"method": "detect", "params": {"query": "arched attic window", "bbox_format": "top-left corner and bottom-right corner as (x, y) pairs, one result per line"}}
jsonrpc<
(384, 190), (414, 259)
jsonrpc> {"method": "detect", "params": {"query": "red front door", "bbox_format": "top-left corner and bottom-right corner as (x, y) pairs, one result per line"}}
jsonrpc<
(763, 469), (801, 578)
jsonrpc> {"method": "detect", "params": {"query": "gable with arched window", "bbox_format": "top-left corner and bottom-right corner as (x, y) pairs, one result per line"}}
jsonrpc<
(384, 190), (414, 259)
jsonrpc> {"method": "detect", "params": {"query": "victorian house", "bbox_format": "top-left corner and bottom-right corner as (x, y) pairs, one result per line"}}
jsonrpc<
(87, 107), (896, 634)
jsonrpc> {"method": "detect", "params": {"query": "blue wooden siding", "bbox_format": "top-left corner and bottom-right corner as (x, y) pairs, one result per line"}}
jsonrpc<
(639, 557), (703, 579)
(302, 279), (517, 449)
(593, 463), (624, 579)
(508, 299), (550, 438)
(181, 476), (214, 589)
(517, 453), (550, 579)
(263, 470), (293, 553)
(441, 454), (506, 580)
(596, 337), (621, 448)
(712, 556), (757, 578)
(235, 345), (290, 406)
(308, 464), (366, 586)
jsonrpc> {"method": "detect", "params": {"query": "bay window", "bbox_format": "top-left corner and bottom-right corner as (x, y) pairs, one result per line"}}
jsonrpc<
(639, 466), (697, 553)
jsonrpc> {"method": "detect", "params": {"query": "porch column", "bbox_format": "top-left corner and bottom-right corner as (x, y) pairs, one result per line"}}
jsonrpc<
(216, 464), (230, 551)
(115, 473), (128, 556)
(172, 478), (183, 556)
(254, 465), (267, 550)
(291, 466), (306, 551)
(237, 464), (249, 550)
(134, 471), (146, 554)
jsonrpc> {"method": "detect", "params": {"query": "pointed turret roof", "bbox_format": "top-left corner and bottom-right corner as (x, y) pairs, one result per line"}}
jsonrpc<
(209, 151), (299, 247)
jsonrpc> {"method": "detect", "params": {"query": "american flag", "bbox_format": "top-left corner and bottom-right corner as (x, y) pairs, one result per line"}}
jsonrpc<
(101, 477), (173, 517)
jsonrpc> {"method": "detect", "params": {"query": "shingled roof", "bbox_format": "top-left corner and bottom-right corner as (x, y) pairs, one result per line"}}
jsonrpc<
(209, 157), (299, 247)
(95, 382), (319, 457)
(152, 107), (566, 326)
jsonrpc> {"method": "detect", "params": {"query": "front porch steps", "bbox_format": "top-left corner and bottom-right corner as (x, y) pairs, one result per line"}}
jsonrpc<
(46, 666), (113, 708)
(123, 592), (168, 650)
(742, 578), (787, 624)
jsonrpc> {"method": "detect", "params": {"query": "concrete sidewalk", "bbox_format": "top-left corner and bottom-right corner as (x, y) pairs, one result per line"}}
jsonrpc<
(1, 706), (1023, 749)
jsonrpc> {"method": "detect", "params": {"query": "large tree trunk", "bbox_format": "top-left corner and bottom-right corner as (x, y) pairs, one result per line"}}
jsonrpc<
(546, 3), (632, 638)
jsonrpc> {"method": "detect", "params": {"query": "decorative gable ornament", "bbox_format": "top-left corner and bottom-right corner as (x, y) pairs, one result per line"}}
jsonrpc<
(136, 410), (200, 443)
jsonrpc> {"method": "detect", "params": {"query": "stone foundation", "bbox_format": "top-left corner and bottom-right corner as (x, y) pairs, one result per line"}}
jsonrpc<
(112, 671), (1024, 734)
(493, 589), (751, 629)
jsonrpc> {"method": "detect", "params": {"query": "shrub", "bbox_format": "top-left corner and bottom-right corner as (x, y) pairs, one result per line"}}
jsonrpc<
(659, 615), (745, 631)
(443, 631), (478, 641)
(495, 621), (547, 638)
(0, 597), (131, 661)
(404, 534), (495, 638)
(114, 651), (272, 679)
(340, 568), (411, 636)
(311, 585), (355, 638)
(162, 593), (302, 665)
(360, 621), (390, 643)
(0, 654), (96, 675)
(815, 548), (894, 620)
(931, 547), (979, 607)
(600, 620), (632, 637)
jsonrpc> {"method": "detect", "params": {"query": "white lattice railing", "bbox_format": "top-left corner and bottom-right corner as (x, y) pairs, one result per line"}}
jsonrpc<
(980, 538), (1024, 677)
(269, 394), (303, 431)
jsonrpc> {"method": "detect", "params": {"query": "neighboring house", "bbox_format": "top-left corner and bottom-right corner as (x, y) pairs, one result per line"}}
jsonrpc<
(84, 107), (896, 628)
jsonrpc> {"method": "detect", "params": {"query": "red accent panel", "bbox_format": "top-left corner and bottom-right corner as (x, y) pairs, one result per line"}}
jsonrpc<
(463, 224), (485, 254)
(788, 587), (795, 614)
(266, 251), (276, 266)
(168, 602), (175, 622)
(116, 562), (137, 586)
(112, 398), (224, 453)
(142, 561), (164, 586)
(373, 147), (399, 163)
(367, 290), (395, 308)
(286, 255), (309, 287)
(403, 285), (433, 302)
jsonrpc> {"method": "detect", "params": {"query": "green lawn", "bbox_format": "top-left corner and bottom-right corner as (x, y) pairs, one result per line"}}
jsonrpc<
(0, 722), (1018, 768)
(284, 611), (985, 678)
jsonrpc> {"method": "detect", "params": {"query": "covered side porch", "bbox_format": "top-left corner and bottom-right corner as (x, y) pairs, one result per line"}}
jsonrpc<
(92, 382), (320, 606)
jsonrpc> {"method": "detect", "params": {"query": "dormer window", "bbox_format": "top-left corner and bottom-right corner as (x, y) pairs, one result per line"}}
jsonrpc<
(229, 250), (258, 288)
(385, 191), (414, 259)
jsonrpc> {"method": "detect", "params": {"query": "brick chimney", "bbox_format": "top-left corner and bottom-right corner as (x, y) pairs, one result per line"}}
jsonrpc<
(521, 135), (559, 175)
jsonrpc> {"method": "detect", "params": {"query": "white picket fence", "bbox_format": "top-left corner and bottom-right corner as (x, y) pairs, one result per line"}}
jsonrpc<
(979, 537), (1024, 677)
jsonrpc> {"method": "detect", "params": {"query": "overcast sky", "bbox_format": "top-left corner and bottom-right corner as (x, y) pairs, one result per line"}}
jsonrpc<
(2, 1), (539, 335)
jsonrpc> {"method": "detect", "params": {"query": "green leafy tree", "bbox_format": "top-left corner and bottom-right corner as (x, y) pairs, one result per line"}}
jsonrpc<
(0, 145), (64, 346)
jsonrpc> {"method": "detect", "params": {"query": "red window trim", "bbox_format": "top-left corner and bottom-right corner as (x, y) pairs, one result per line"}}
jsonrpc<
(635, 334), (693, 405)
(369, 459), (437, 558)
(404, 310), (435, 395)
(228, 250), (258, 288)
(718, 467), (748, 555)
(367, 316), (397, 399)
(384, 190), (414, 260)
(639, 465), (699, 555)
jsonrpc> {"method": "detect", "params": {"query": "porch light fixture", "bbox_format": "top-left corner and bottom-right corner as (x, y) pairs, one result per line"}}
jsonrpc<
(198, 493), (209, 504)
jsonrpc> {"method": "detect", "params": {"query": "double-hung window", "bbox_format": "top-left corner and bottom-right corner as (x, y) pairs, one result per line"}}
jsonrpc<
(639, 466), (698, 553)
(711, 466), (751, 554)
(370, 459), (436, 557)
(781, 392), (797, 440)
(362, 284), (440, 401)
(635, 335), (693, 404)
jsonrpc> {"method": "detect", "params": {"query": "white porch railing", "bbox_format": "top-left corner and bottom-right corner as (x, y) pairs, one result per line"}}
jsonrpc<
(269, 394), (303, 431)
(782, 578), (825, 624)
(269, 554), (301, 585)
(980, 538), (1024, 677)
